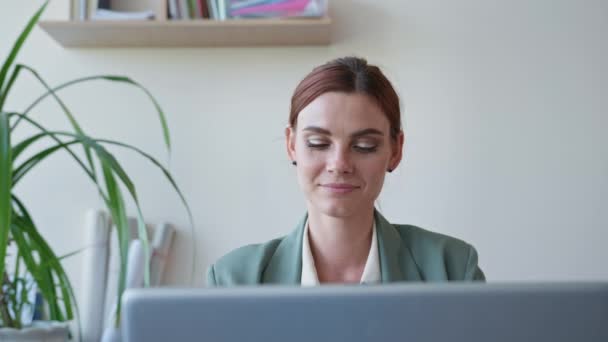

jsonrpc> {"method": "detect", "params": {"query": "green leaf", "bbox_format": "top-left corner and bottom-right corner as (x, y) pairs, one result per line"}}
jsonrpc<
(12, 131), (47, 160)
(14, 75), (101, 129)
(95, 138), (196, 283)
(0, 64), (23, 111)
(15, 123), (195, 285)
(90, 139), (138, 202)
(7, 118), (192, 323)
(12, 139), (80, 185)
(13, 74), (172, 153)
(0, 112), (12, 284)
(101, 76), (171, 151)
(17, 65), (85, 134)
(100, 162), (130, 328)
(11, 196), (81, 337)
(7, 112), (106, 202)
(0, 1), (48, 108)
(14, 65), (98, 187)
(11, 196), (77, 322)
(9, 217), (63, 321)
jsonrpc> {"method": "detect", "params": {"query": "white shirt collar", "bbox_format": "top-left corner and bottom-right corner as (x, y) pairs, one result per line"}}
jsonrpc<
(301, 219), (381, 286)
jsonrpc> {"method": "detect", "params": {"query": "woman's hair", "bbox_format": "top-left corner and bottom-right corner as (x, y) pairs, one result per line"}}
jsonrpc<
(289, 56), (401, 140)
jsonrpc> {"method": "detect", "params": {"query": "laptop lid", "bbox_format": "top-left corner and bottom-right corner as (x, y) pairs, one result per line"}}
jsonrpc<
(121, 283), (608, 342)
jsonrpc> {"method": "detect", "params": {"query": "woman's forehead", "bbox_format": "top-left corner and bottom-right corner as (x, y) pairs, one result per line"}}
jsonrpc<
(296, 92), (390, 134)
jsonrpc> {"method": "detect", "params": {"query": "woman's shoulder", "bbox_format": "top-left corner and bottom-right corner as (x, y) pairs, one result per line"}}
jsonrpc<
(393, 224), (472, 251)
(206, 236), (285, 286)
(388, 223), (484, 281)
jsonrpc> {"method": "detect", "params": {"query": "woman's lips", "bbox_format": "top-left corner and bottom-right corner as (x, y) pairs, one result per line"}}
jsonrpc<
(320, 183), (359, 194)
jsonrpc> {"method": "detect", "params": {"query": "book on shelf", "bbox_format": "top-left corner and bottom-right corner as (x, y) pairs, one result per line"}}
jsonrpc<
(190, 0), (201, 18)
(208, 0), (219, 19)
(69, 0), (328, 22)
(180, 0), (192, 19)
(168, 0), (210, 20)
(92, 9), (156, 20)
(228, 0), (327, 18)
(218, 0), (228, 20)
(70, 0), (87, 20)
(168, 0), (179, 19)
(76, 0), (163, 21)
(199, 0), (210, 18)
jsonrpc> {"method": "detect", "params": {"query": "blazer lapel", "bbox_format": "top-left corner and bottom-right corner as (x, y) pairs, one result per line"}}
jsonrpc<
(262, 211), (423, 284)
(261, 214), (306, 284)
(375, 210), (423, 282)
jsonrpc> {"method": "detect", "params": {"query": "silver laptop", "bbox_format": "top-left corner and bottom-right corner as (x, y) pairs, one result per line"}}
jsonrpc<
(121, 283), (608, 342)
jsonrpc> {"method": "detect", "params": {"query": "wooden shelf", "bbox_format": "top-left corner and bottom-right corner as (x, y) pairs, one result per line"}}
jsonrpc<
(38, 17), (332, 48)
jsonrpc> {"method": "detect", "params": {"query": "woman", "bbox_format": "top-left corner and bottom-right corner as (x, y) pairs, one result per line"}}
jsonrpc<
(207, 57), (484, 286)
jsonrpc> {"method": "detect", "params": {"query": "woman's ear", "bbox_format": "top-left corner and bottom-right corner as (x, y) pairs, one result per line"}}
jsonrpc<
(388, 130), (405, 171)
(285, 126), (297, 162)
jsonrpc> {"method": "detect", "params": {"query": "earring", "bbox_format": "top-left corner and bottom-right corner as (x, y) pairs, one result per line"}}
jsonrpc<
(292, 161), (297, 166)
(387, 168), (393, 173)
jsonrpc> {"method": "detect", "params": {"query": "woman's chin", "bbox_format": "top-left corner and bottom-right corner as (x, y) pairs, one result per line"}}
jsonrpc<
(315, 201), (367, 218)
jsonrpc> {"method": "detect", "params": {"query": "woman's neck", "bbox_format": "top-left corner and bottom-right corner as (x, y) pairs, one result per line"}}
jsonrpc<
(306, 207), (375, 283)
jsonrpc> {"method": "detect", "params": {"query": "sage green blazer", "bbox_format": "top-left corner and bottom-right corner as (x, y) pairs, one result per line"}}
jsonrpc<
(207, 210), (485, 286)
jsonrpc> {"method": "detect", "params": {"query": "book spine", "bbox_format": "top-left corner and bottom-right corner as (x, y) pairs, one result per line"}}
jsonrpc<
(168, 0), (179, 19)
(179, 0), (191, 19)
(79, 0), (87, 20)
(231, 0), (309, 16)
(193, 0), (202, 18)
(198, 0), (209, 18)
(187, 0), (197, 18)
(208, 0), (218, 19)
(88, 0), (100, 20)
(218, 0), (226, 20)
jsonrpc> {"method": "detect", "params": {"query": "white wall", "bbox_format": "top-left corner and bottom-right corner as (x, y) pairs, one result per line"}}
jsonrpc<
(1, 0), (606, 304)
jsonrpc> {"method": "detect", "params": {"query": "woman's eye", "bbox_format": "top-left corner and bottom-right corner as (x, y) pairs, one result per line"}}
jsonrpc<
(306, 139), (330, 149)
(354, 142), (378, 153)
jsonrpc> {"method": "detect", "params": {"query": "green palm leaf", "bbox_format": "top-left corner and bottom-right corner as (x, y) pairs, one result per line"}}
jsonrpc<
(100, 161), (131, 327)
(13, 139), (79, 185)
(7, 112), (106, 202)
(12, 195), (81, 336)
(14, 64), (98, 188)
(0, 1), (48, 107)
(0, 112), (12, 292)
(11, 72), (171, 152)
(10, 113), (196, 285)
(1, 1), (190, 330)
(11, 196), (77, 322)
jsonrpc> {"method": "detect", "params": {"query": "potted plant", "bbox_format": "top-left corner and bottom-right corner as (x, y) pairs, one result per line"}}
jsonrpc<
(0, 2), (192, 340)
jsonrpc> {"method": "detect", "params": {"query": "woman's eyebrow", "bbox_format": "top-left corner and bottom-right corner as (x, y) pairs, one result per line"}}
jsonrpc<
(302, 126), (384, 138)
(302, 126), (331, 135)
(351, 128), (384, 138)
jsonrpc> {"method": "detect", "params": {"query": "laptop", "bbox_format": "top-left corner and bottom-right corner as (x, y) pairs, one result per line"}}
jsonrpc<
(121, 283), (608, 342)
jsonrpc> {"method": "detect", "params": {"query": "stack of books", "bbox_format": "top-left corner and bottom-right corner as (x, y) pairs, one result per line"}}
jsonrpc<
(168, 0), (211, 20)
(168, 0), (328, 20)
(228, 0), (327, 19)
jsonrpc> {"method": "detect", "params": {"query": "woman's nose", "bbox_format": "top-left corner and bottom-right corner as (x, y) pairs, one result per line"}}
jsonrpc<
(326, 146), (353, 174)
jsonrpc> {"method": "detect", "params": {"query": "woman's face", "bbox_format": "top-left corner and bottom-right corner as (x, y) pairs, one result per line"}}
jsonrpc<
(286, 91), (404, 218)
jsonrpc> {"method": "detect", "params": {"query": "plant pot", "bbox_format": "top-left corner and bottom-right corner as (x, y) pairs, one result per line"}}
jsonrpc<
(0, 321), (70, 342)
